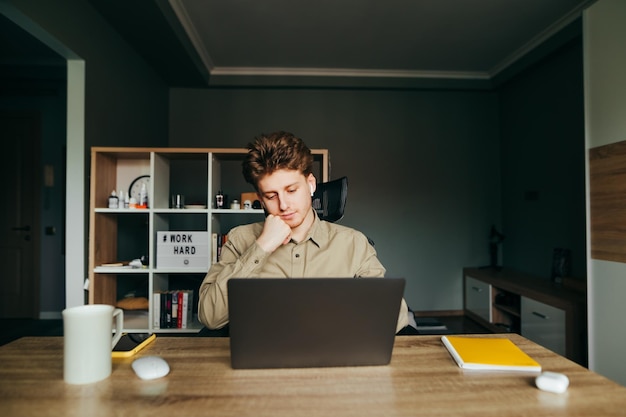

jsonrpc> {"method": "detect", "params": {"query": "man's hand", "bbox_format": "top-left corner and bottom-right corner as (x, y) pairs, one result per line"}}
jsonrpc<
(256, 214), (292, 253)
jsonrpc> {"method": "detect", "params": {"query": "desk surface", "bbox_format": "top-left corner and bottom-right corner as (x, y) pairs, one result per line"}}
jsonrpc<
(1, 334), (625, 417)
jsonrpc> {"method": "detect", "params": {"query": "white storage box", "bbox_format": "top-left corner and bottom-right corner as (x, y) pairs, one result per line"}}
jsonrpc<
(156, 231), (209, 269)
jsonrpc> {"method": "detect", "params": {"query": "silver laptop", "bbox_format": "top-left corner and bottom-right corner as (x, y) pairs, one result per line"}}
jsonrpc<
(227, 277), (405, 369)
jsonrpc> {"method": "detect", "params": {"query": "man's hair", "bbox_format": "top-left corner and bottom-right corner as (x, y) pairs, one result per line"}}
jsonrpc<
(242, 131), (314, 189)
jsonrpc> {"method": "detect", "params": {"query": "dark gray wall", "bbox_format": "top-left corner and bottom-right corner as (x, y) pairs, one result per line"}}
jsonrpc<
(169, 88), (501, 310)
(8, 0), (170, 149)
(5, 0), (170, 314)
(499, 37), (586, 281)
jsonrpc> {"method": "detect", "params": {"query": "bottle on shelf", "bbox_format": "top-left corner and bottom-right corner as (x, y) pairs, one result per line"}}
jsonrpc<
(117, 190), (126, 209)
(108, 190), (119, 209)
(215, 190), (224, 209)
(138, 183), (148, 209)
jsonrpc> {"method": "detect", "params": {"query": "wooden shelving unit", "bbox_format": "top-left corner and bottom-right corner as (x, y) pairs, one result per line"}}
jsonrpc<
(88, 147), (329, 333)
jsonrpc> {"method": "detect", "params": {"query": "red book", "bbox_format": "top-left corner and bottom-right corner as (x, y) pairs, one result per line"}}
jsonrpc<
(177, 291), (184, 328)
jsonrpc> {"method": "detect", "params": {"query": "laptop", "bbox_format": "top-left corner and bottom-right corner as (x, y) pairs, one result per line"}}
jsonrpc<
(227, 277), (405, 369)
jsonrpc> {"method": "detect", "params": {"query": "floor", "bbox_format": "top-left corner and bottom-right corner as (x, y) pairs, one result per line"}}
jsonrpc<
(425, 315), (491, 335)
(0, 315), (491, 347)
(0, 318), (64, 346)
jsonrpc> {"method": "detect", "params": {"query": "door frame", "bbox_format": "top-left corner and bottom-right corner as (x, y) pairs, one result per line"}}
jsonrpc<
(1, 4), (86, 311)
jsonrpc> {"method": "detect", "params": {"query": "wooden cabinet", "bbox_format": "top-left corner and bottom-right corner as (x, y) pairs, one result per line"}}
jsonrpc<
(463, 267), (586, 365)
(464, 276), (491, 322)
(88, 147), (329, 333)
(521, 296), (566, 356)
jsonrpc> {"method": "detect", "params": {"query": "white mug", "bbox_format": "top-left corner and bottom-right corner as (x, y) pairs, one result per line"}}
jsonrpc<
(62, 304), (124, 384)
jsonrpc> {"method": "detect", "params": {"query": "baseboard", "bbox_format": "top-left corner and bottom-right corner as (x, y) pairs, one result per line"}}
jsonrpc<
(39, 311), (62, 320)
(413, 310), (464, 318)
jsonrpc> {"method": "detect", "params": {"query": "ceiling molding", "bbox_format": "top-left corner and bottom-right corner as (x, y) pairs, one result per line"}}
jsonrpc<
(167, 0), (214, 72)
(206, 72), (495, 91)
(488, 0), (594, 78)
(209, 66), (491, 81)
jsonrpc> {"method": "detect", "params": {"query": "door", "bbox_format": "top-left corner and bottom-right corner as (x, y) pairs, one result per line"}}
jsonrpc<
(0, 111), (40, 318)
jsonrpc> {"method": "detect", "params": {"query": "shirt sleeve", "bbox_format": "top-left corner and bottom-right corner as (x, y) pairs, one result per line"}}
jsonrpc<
(353, 233), (386, 278)
(198, 225), (268, 329)
(352, 234), (410, 332)
(396, 298), (411, 332)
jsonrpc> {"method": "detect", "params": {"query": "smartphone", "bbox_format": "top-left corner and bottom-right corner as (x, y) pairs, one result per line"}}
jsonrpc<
(112, 333), (156, 358)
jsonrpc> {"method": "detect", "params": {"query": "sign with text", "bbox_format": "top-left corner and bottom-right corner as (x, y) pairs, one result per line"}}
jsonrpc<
(156, 231), (209, 269)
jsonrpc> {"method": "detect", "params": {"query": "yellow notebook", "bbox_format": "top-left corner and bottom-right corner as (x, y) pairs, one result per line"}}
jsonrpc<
(441, 336), (541, 372)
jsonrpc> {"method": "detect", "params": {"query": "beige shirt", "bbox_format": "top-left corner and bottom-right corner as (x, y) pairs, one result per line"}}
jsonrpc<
(198, 211), (410, 332)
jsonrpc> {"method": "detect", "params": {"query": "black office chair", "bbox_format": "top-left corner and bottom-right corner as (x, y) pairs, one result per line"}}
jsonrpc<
(312, 176), (348, 223)
(312, 176), (376, 247)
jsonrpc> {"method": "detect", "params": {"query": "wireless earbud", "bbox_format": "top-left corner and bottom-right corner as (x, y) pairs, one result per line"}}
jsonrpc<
(310, 185), (314, 196)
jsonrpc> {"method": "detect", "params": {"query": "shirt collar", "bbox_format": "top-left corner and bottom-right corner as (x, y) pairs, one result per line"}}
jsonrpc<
(304, 209), (330, 248)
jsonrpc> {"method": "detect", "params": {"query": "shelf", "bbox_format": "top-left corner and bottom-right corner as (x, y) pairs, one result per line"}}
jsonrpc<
(154, 208), (208, 213)
(122, 311), (201, 333)
(94, 267), (149, 274)
(154, 316), (203, 333)
(142, 208), (266, 214)
(153, 268), (208, 274)
(212, 209), (264, 214)
(493, 303), (520, 318)
(94, 208), (150, 213)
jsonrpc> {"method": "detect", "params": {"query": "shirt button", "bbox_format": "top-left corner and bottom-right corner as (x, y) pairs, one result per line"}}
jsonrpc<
(295, 254), (300, 258)
(254, 259), (259, 264)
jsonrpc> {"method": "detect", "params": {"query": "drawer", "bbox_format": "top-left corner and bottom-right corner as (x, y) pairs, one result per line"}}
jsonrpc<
(465, 276), (491, 322)
(521, 296), (566, 356)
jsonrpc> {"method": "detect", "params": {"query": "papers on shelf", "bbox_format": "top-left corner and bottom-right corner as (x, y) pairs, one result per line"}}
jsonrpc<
(99, 259), (144, 268)
(441, 335), (541, 372)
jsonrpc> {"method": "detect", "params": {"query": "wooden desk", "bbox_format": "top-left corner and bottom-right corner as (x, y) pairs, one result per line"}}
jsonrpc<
(1, 335), (625, 416)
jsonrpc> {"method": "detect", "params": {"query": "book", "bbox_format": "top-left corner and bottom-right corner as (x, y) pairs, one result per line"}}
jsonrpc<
(100, 262), (124, 267)
(185, 290), (194, 327)
(441, 335), (541, 372)
(165, 292), (172, 328)
(181, 291), (188, 329)
(153, 292), (161, 329)
(211, 233), (229, 263)
(171, 291), (179, 327)
(177, 291), (183, 328)
(160, 292), (168, 329)
(153, 289), (194, 329)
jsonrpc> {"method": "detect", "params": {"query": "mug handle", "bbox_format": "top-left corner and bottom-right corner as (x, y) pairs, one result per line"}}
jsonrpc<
(111, 308), (124, 349)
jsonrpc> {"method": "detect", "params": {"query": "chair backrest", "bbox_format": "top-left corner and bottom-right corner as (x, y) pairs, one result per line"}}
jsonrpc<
(312, 176), (348, 223)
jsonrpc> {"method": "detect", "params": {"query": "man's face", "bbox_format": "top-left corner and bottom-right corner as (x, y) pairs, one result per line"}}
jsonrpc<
(257, 170), (316, 229)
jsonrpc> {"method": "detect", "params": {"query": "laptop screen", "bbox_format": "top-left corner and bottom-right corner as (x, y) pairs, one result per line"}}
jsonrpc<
(227, 277), (405, 369)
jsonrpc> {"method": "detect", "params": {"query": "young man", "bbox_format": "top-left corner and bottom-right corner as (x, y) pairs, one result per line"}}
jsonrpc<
(197, 131), (412, 333)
